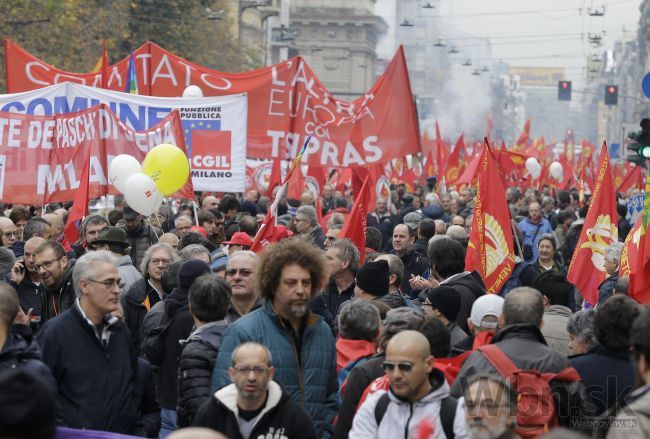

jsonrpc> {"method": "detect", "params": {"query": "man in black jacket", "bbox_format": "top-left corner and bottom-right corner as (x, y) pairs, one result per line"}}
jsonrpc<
(153, 259), (212, 438)
(36, 250), (139, 434)
(177, 273), (231, 428)
(391, 224), (428, 299)
(34, 241), (76, 324)
(194, 341), (317, 438)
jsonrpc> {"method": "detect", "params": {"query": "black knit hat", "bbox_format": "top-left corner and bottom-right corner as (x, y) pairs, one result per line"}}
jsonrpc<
(178, 259), (211, 289)
(0, 369), (57, 439)
(355, 259), (389, 297)
(426, 286), (461, 321)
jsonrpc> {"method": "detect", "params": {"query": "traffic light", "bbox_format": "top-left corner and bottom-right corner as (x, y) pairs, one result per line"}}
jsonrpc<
(558, 81), (572, 101)
(605, 85), (618, 105)
(626, 121), (650, 166)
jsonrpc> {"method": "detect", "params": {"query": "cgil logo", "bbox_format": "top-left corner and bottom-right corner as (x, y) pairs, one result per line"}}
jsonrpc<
(191, 155), (230, 169)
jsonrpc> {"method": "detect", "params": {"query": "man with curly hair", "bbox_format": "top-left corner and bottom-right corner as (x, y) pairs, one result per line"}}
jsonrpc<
(210, 238), (337, 437)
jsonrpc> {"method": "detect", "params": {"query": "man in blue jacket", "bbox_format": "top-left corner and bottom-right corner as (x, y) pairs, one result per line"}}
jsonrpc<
(518, 202), (553, 262)
(211, 238), (337, 437)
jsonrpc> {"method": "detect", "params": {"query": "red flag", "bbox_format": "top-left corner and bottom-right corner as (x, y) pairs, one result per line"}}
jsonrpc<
(630, 167), (650, 303)
(339, 176), (371, 262)
(444, 134), (464, 185)
(620, 216), (642, 278)
(286, 166), (305, 200)
(567, 143), (619, 305)
(307, 165), (326, 191)
(435, 121), (449, 174)
(465, 139), (515, 293)
(424, 150), (436, 179)
(267, 158), (282, 196)
(64, 152), (91, 244)
(516, 119), (531, 148)
(101, 40), (109, 89)
(618, 164), (643, 193)
(456, 146), (483, 187)
(251, 180), (288, 253)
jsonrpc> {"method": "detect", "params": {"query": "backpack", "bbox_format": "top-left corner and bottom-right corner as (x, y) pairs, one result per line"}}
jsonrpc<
(139, 301), (172, 366)
(478, 344), (581, 438)
(374, 392), (457, 438)
(499, 262), (530, 296)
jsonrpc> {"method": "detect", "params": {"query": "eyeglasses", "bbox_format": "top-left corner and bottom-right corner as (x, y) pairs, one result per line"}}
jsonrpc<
(35, 257), (63, 272)
(382, 361), (414, 373)
(86, 278), (125, 289)
(150, 258), (171, 266)
(3, 231), (18, 238)
(233, 365), (269, 375)
(225, 268), (254, 277)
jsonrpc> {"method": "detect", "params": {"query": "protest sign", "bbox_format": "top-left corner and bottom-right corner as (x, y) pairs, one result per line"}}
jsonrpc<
(0, 82), (247, 192)
(0, 104), (193, 204)
(5, 39), (419, 167)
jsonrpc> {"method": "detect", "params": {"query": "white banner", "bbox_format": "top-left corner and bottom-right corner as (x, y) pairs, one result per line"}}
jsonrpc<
(0, 83), (248, 193)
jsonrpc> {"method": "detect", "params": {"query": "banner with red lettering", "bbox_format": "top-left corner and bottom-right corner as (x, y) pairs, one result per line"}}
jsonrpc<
(5, 39), (420, 168)
(0, 104), (193, 204)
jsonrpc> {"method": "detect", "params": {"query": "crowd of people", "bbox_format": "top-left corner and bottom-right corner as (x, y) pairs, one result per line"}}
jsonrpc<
(0, 180), (648, 439)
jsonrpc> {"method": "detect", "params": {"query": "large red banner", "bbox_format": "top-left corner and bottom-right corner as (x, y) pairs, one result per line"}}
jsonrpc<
(4, 39), (420, 167)
(0, 103), (192, 204)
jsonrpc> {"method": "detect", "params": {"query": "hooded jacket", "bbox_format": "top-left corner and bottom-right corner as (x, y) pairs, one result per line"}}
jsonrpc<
(211, 301), (337, 437)
(349, 369), (467, 438)
(40, 259), (76, 324)
(176, 320), (229, 428)
(193, 380), (318, 439)
(0, 325), (56, 392)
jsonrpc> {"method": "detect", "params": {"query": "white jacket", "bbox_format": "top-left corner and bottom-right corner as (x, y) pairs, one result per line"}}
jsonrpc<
(349, 375), (469, 439)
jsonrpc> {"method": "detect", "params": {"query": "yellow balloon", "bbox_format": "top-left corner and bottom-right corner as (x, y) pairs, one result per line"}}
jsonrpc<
(142, 143), (190, 196)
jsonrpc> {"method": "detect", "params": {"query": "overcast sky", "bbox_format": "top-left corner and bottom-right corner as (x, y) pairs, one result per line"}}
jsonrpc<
(378, 0), (641, 78)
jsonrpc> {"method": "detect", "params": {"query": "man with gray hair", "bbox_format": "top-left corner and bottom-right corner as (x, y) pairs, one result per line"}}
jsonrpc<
(174, 215), (193, 239)
(295, 205), (327, 249)
(451, 287), (593, 432)
(193, 341), (317, 438)
(322, 239), (359, 325)
(598, 241), (623, 304)
(36, 251), (139, 434)
(446, 224), (469, 248)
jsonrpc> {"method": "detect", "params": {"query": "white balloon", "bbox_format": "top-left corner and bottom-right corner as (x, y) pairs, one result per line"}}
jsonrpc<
(525, 157), (539, 174)
(549, 161), (564, 180)
(530, 166), (541, 179)
(109, 155), (142, 193)
(122, 173), (164, 216)
(182, 85), (204, 98)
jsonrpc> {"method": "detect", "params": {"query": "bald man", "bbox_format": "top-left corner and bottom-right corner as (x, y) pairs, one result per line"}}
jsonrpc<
(168, 428), (226, 439)
(0, 217), (18, 249)
(201, 196), (219, 210)
(42, 213), (63, 242)
(193, 342), (317, 438)
(350, 330), (465, 438)
(159, 233), (180, 251)
(9, 236), (47, 321)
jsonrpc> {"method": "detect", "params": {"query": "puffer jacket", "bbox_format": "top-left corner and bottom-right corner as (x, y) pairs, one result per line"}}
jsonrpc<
(123, 221), (160, 268)
(211, 301), (337, 437)
(176, 320), (229, 428)
(0, 325), (56, 392)
(349, 369), (467, 438)
(40, 259), (76, 323)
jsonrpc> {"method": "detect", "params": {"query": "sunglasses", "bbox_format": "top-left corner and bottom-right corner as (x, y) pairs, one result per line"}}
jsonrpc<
(382, 361), (414, 373)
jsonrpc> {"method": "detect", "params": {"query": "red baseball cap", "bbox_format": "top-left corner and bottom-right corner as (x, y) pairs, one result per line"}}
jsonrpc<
(223, 232), (253, 247)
